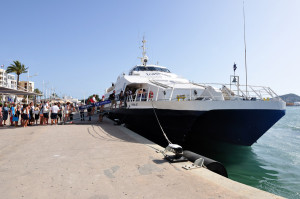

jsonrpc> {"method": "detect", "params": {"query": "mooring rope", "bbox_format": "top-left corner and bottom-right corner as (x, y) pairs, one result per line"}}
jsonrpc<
(150, 100), (172, 145)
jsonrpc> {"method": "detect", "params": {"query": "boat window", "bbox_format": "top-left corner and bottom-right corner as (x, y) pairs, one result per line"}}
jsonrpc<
(130, 66), (171, 74)
(146, 67), (171, 73)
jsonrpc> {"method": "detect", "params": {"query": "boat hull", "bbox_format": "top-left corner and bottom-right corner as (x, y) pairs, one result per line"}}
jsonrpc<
(109, 106), (285, 147)
(188, 109), (285, 146)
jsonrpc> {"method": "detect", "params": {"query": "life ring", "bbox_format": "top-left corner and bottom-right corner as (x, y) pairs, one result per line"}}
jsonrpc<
(149, 91), (154, 99)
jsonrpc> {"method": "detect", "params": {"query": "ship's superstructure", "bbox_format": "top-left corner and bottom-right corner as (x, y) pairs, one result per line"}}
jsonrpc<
(104, 39), (286, 147)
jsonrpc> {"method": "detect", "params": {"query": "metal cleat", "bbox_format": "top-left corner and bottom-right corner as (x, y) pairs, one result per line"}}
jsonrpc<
(182, 158), (204, 170)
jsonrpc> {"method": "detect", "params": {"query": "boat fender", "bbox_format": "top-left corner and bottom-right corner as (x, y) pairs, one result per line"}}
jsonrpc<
(183, 150), (228, 178)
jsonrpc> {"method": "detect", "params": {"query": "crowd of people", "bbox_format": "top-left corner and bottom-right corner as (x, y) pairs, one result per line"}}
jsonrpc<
(0, 89), (154, 127)
(108, 88), (153, 109)
(0, 101), (78, 127)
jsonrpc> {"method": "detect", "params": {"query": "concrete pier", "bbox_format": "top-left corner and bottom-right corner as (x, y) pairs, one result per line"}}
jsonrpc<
(0, 115), (283, 199)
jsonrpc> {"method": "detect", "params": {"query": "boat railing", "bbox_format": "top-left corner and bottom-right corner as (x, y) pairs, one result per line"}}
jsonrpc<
(125, 82), (283, 103)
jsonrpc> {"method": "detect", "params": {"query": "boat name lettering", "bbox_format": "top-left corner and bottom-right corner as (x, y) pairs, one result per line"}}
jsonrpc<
(131, 103), (138, 106)
(146, 73), (160, 76)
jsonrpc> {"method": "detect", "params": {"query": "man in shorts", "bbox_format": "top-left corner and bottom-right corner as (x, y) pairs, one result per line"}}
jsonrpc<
(50, 103), (60, 125)
(43, 102), (50, 125)
(109, 90), (116, 109)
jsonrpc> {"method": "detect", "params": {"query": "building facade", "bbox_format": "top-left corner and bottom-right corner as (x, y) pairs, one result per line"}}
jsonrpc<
(19, 81), (35, 92)
(0, 68), (18, 102)
(0, 69), (17, 89)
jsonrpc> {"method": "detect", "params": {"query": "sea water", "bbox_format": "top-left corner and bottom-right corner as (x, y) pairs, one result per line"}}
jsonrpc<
(217, 107), (300, 199)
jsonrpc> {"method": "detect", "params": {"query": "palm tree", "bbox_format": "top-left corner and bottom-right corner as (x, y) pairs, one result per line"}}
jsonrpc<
(33, 88), (43, 101)
(6, 60), (28, 89)
(34, 88), (42, 94)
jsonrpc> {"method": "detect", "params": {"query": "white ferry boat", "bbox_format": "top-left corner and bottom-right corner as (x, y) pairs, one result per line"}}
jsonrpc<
(104, 39), (286, 147)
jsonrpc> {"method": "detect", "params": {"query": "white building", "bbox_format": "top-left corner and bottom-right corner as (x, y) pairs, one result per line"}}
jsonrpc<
(19, 81), (35, 92)
(0, 68), (18, 102)
(1, 69), (39, 103)
(0, 69), (17, 89)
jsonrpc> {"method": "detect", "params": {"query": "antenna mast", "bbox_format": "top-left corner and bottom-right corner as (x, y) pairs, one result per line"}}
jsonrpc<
(142, 37), (146, 58)
(140, 37), (148, 66)
(243, 1), (248, 98)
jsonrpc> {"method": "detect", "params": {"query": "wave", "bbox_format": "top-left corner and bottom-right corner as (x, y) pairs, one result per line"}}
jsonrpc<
(287, 124), (300, 131)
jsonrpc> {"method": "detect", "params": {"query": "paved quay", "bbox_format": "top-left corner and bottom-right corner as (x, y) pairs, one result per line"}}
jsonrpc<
(0, 115), (283, 199)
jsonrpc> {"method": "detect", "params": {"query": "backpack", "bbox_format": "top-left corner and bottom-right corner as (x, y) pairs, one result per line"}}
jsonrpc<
(109, 93), (115, 100)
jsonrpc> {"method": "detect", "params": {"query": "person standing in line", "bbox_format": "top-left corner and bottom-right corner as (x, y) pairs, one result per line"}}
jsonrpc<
(0, 104), (3, 126)
(109, 90), (116, 109)
(22, 104), (29, 127)
(125, 89), (132, 106)
(57, 103), (63, 123)
(16, 104), (21, 126)
(125, 89), (129, 100)
(61, 103), (65, 123)
(2, 103), (9, 125)
(27, 103), (31, 126)
(34, 105), (40, 125)
(20, 104), (24, 126)
(9, 103), (15, 126)
(124, 90), (128, 106)
(119, 91), (124, 108)
(87, 106), (92, 121)
(50, 103), (60, 125)
(28, 102), (34, 126)
(64, 102), (70, 123)
(80, 106), (85, 121)
(98, 97), (104, 122)
(40, 103), (44, 125)
(91, 94), (97, 115)
(92, 94), (97, 103)
(75, 103), (79, 112)
(69, 104), (75, 121)
(43, 102), (49, 125)
(12, 103), (19, 127)
(28, 102), (35, 126)
(89, 97), (94, 104)
(99, 95), (105, 113)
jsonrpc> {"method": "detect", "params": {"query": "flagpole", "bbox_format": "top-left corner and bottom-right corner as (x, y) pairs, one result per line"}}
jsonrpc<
(243, 0), (248, 99)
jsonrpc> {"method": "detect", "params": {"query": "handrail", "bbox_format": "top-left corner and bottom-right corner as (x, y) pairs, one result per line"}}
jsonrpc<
(125, 82), (283, 103)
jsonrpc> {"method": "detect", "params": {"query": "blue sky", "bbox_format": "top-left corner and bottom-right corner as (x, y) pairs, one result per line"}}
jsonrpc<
(1, 0), (300, 99)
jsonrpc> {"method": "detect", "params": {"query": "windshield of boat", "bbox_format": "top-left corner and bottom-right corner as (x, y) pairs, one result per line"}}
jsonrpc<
(130, 66), (171, 73)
